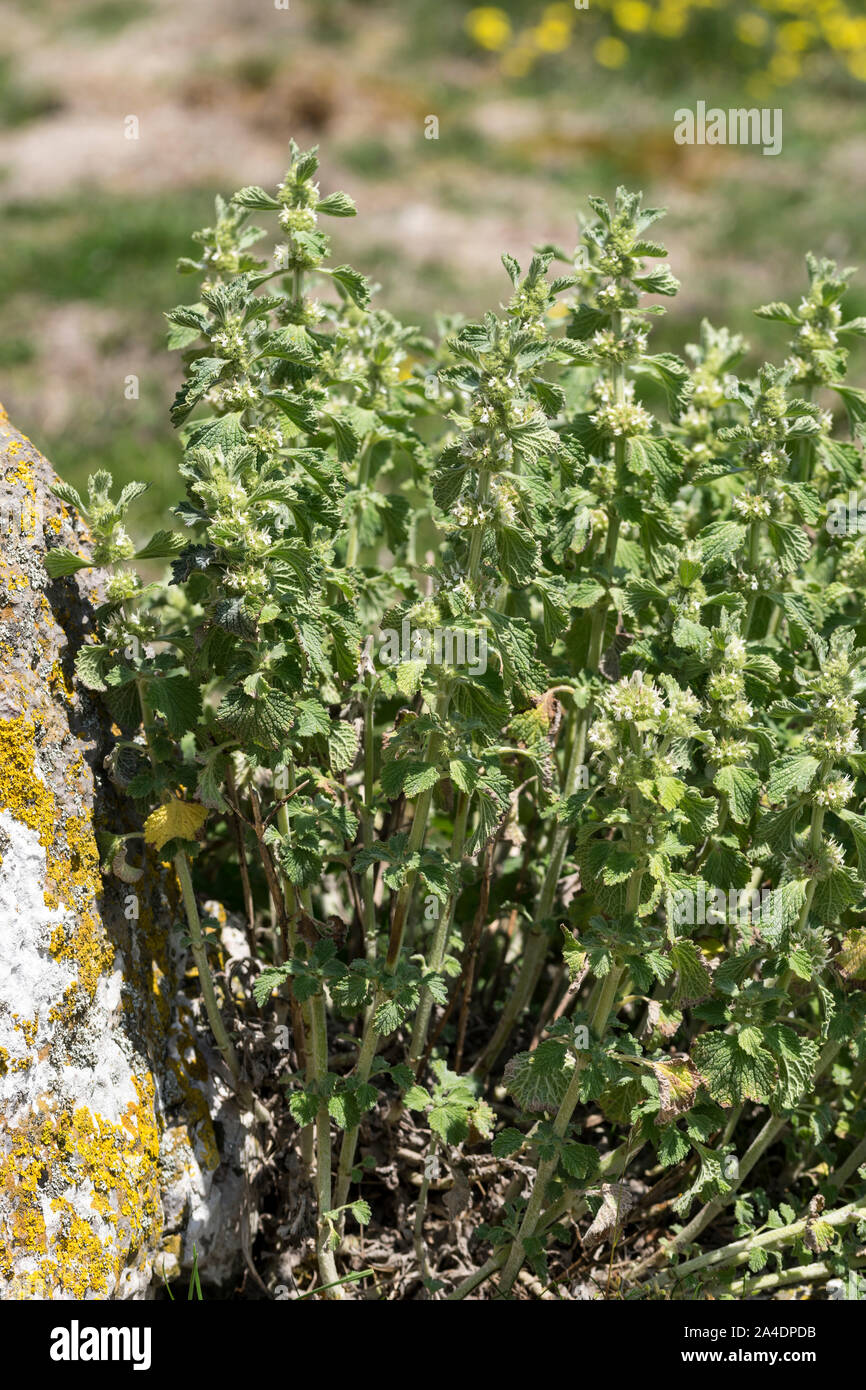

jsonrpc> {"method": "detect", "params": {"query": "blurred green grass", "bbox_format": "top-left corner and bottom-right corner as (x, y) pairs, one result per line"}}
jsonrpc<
(0, 190), (215, 532)
(0, 191), (213, 307)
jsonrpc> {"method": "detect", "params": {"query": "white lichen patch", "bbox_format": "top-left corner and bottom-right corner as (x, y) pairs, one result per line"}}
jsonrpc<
(0, 812), (71, 1059)
(0, 810), (159, 1298)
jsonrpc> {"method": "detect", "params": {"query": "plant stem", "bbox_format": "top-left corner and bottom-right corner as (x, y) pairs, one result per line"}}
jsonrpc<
(274, 768), (341, 1292)
(334, 465), (493, 1198)
(445, 1137), (642, 1300)
(333, 1008), (381, 1208)
(496, 1061), (584, 1296)
(275, 783), (319, 1169)
(830, 1129), (866, 1192)
(174, 850), (242, 1084)
(413, 1136), (439, 1289)
(340, 746), (447, 1194)
(361, 678), (378, 963)
(225, 761), (256, 954)
(588, 963), (626, 1039)
(345, 436), (374, 569)
(718, 1254), (866, 1299)
(310, 991), (342, 1298)
(471, 394), (624, 1080)
(631, 1038), (841, 1278)
(136, 682), (260, 1111)
(495, 941), (631, 1296)
(408, 792), (470, 1067)
(470, 717), (588, 1078)
(334, 689), (450, 1204)
(651, 1195), (866, 1288)
(795, 799), (826, 936)
(744, 515), (764, 637)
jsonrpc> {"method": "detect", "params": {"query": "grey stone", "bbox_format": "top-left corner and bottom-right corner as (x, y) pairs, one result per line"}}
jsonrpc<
(0, 406), (248, 1299)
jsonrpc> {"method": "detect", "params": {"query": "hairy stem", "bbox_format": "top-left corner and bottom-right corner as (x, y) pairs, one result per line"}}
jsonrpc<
(471, 378), (625, 1080)
(470, 717), (588, 1078)
(408, 792), (470, 1067)
(361, 679), (378, 963)
(718, 1254), (866, 1299)
(345, 436), (374, 569)
(413, 1136), (439, 1289)
(830, 1129), (866, 1193)
(651, 1195), (866, 1289)
(309, 988), (342, 1298)
(631, 1038), (841, 1278)
(174, 850), (242, 1083)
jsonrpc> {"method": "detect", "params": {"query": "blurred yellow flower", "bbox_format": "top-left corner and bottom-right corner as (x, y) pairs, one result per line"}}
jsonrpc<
(614, 1), (651, 33)
(778, 20), (814, 51)
(466, 7), (512, 52)
(462, 0), (866, 87)
(595, 35), (629, 67)
(502, 44), (536, 76)
(847, 49), (866, 79)
(736, 13), (770, 46)
(768, 50), (801, 81)
(533, 16), (573, 53)
(653, 7), (688, 39)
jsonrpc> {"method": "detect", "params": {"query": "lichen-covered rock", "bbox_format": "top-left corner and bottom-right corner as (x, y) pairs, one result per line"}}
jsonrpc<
(0, 407), (248, 1298)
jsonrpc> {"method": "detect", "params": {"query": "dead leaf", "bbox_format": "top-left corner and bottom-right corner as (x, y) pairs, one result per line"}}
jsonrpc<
(648, 1054), (702, 1124)
(143, 799), (208, 851)
(583, 1182), (636, 1249)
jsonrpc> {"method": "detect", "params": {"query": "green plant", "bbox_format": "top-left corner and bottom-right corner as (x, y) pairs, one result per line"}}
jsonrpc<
(162, 1244), (204, 1300)
(49, 149), (866, 1300)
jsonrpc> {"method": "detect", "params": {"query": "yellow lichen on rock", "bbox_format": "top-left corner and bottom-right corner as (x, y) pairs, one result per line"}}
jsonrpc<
(0, 716), (55, 850)
(0, 1076), (161, 1298)
(1, 409), (248, 1298)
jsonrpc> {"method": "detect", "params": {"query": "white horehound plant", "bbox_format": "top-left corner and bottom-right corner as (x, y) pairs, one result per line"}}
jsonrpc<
(45, 149), (866, 1300)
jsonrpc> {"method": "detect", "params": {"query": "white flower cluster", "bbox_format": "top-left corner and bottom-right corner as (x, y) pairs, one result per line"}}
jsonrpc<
(489, 478), (520, 526)
(590, 379), (653, 438)
(733, 490), (773, 520)
(757, 445), (786, 471)
(706, 653), (754, 729)
(712, 736), (752, 766)
(808, 727), (860, 758)
(680, 406), (714, 461)
(438, 565), (499, 611)
(278, 205), (317, 234)
(278, 176), (319, 203)
(212, 324), (248, 358)
(602, 675), (700, 733)
(247, 425), (284, 453)
(590, 326), (648, 362)
(304, 298), (326, 325)
(215, 380), (260, 410)
(459, 436), (513, 469)
(784, 354), (808, 379)
(724, 635), (747, 667)
(341, 351), (366, 377)
(815, 837), (847, 873)
(606, 677), (664, 724)
(452, 497), (494, 529)
(802, 656), (862, 761)
(814, 776), (855, 809)
(796, 322), (838, 350)
(589, 677), (702, 790)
